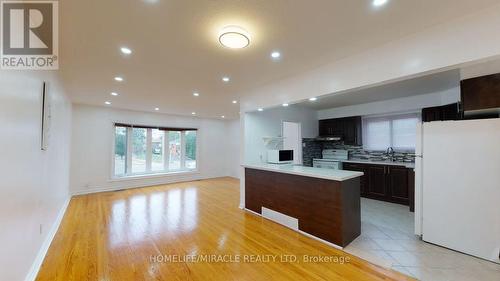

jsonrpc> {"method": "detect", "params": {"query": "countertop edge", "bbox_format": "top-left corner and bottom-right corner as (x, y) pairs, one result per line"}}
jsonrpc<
(242, 164), (364, 182)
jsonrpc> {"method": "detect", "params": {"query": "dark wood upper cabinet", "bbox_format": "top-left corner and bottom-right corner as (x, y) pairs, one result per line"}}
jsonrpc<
(461, 73), (500, 112)
(318, 116), (362, 145)
(422, 102), (461, 122)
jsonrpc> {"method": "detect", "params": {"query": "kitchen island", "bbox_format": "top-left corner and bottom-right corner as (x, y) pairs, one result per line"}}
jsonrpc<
(242, 163), (364, 248)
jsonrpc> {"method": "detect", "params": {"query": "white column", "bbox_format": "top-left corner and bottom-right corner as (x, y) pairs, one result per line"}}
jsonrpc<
(146, 129), (152, 172)
(126, 127), (133, 175)
(180, 131), (186, 169)
(163, 131), (169, 171)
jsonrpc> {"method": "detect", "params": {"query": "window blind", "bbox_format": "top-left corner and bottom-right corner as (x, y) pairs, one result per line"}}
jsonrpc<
(362, 113), (419, 151)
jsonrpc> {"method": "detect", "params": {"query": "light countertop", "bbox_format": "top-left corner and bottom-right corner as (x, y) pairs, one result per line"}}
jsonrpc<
(341, 159), (415, 169)
(313, 158), (415, 169)
(242, 163), (364, 181)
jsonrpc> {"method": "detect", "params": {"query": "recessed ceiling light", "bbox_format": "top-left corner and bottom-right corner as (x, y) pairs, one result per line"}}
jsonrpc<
(154, 107), (159, 111)
(105, 101), (111, 105)
(222, 76), (230, 82)
(219, 26), (250, 49)
(232, 100), (238, 104)
(191, 112), (196, 115)
(257, 108), (264, 112)
(372, 0), (388, 7)
(309, 97), (317, 101)
(110, 92), (119, 96)
(271, 51), (281, 59)
(114, 76), (124, 82)
(221, 115), (225, 119)
(193, 92), (200, 97)
(282, 103), (289, 107)
(120, 47), (132, 55)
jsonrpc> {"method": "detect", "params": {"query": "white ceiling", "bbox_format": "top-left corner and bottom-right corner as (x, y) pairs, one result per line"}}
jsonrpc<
(60, 0), (500, 119)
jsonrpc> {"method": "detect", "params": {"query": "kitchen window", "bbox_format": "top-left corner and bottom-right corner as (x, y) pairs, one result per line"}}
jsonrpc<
(362, 113), (420, 151)
(113, 123), (198, 178)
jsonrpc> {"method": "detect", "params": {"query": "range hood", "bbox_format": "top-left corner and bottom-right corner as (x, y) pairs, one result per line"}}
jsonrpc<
(314, 136), (341, 141)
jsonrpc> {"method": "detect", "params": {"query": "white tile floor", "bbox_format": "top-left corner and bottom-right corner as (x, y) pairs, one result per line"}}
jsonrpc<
(344, 198), (500, 281)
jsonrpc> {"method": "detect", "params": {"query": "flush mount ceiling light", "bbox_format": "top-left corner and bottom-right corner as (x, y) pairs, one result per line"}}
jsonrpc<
(193, 92), (200, 97)
(257, 108), (264, 112)
(221, 115), (225, 119)
(110, 92), (119, 96)
(114, 76), (124, 82)
(282, 103), (289, 107)
(105, 101), (111, 105)
(219, 26), (250, 49)
(372, 0), (388, 7)
(154, 107), (159, 111)
(271, 51), (281, 59)
(222, 76), (230, 83)
(232, 100), (238, 104)
(191, 112), (196, 115)
(120, 47), (132, 55)
(309, 97), (317, 101)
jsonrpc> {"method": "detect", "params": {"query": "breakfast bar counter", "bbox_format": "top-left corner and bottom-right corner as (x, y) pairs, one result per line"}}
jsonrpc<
(242, 163), (363, 248)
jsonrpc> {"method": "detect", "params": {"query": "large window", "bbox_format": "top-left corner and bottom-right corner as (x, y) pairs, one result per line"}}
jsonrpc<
(362, 113), (420, 151)
(113, 124), (198, 177)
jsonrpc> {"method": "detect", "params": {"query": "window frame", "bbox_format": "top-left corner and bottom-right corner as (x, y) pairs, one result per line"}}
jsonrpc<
(362, 112), (421, 152)
(110, 122), (200, 180)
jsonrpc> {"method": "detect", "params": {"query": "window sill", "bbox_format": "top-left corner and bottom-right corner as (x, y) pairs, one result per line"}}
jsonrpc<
(109, 170), (199, 182)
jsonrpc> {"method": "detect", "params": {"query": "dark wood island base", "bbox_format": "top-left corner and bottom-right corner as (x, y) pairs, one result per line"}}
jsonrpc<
(245, 168), (361, 247)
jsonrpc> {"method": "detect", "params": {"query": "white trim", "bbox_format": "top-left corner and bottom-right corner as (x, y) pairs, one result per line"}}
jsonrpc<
(243, 208), (343, 250)
(145, 129), (152, 172)
(25, 197), (71, 281)
(109, 170), (199, 182)
(72, 173), (205, 196)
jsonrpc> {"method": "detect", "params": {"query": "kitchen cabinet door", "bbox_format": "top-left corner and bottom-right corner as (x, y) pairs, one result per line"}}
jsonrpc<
(343, 117), (362, 146)
(367, 165), (387, 199)
(343, 163), (368, 197)
(387, 166), (409, 205)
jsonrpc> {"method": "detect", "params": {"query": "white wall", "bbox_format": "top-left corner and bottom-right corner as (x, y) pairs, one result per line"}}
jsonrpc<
(0, 71), (72, 281)
(226, 120), (241, 179)
(70, 105), (239, 194)
(318, 87), (460, 119)
(243, 106), (318, 164)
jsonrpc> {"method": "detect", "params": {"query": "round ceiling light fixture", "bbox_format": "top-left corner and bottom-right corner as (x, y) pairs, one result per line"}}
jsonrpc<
(219, 26), (250, 49)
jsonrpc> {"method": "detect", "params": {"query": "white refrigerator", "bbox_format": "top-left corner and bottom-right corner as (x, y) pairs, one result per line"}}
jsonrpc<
(415, 118), (500, 263)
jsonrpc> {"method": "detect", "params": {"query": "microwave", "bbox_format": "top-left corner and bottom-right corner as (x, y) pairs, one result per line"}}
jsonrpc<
(267, 150), (294, 164)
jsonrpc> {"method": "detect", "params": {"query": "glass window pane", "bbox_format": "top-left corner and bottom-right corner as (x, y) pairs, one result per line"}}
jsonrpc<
(185, 131), (197, 169)
(132, 128), (147, 174)
(151, 129), (165, 172)
(168, 131), (181, 170)
(114, 127), (127, 176)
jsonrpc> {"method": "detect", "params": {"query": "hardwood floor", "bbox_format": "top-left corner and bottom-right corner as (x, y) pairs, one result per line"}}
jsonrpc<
(37, 177), (413, 281)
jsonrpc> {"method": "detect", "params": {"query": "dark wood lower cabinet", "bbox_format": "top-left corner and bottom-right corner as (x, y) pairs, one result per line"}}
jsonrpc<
(342, 163), (368, 196)
(343, 163), (413, 208)
(367, 165), (387, 200)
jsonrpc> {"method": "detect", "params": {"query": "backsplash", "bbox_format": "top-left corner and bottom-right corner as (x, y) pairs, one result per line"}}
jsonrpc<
(302, 139), (416, 167)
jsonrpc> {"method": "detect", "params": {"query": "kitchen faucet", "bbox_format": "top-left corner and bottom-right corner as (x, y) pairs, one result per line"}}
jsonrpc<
(386, 147), (395, 161)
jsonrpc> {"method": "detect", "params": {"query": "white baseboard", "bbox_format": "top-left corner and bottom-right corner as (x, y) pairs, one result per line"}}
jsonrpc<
(25, 197), (71, 281)
(71, 174), (206, 196)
